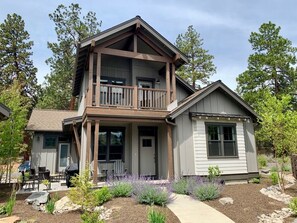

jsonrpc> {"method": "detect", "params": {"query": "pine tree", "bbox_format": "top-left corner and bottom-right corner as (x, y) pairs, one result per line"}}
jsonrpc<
(0, 13), (40, 106)
(38, 3), (101, 109)
(175, 25), (216, 88)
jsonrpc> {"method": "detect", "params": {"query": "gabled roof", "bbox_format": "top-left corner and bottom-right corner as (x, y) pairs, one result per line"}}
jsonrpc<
(26, 109), (78, 132)
(168, 80), (259, 121)
(0, 103), (11, 121)
(73, 16), (189, 96)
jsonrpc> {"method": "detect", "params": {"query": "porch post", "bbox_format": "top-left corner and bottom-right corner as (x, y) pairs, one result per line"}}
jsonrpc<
(171, 64), (176, 101)
(166, 62), (170, 106)
(93, 120), (99, 184)
(87, 52), (94, 106)
(95, 53), (101, 106)
(167, 124), (174, 180)
(86, 120), (92, 167)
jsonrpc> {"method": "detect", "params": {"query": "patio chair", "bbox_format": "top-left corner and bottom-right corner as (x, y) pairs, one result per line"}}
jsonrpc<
(90, 160), (108, 181)
(38, 170), (51, 191)
(112, 160), (127, 179)
(38, 166), (46, 173)
(21, 168), (37, 190)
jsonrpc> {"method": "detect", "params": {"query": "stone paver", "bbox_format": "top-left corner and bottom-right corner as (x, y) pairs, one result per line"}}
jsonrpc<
(167, 194), (234, 223)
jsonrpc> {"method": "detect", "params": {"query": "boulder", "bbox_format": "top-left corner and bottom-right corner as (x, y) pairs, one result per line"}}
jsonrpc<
(25, 192), (49, 205)
(54, 196), (81, 214)
(219, 197), (233, 205)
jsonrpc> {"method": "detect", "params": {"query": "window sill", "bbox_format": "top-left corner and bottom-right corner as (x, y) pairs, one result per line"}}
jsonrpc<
(207, 156), (239, 159)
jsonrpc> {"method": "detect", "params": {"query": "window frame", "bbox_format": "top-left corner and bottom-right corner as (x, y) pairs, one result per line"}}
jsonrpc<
(43, 134), (58, 149)
(98, 127), (125, 162)
(205, 123), (238, 158)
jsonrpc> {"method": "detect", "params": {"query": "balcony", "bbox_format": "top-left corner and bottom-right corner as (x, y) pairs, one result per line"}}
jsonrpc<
(92, 84), (168, 110)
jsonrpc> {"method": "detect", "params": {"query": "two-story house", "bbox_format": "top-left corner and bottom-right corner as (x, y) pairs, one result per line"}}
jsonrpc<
(27, 16), (259, 183)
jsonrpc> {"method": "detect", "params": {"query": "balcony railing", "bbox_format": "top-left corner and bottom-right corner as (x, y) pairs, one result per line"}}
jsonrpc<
(92, 84), (167, 110)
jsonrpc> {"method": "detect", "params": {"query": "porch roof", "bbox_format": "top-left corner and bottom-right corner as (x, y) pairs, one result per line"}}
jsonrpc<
(0, 103), (11, 121)
(26, 109), (78, 132)
(72, 15), (189, 96)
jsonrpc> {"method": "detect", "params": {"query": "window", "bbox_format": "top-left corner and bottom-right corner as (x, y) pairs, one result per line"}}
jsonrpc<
(98, 128), (124, 161)
(43, 135), (57, 149)
(206, 123), (237, 157)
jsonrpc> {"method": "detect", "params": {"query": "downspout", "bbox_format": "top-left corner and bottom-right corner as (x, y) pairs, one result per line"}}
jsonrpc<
(165, 117), (176, 126)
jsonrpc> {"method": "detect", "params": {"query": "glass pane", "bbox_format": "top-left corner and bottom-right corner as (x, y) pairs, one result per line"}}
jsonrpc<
(110, 131), (123, 145)
(208, 126), (220, 140)
(60, 145), (68, 167)
(110, 146), (122, 154)
(208, 142), (221, 156)
(223, 126), (234, 140)
(98, 154), (106, 160)
(109, 153), (122, 160)
(99, 132), (107, 146)
(44, 136), (56, 148)
(224, 142), (236, 156)
(142, 139), (152, 147)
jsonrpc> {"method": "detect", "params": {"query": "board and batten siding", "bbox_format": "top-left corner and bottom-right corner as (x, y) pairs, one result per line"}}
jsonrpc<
(192, 119), (248, 175)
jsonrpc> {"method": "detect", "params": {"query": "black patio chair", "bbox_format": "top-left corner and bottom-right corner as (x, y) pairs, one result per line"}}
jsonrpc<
(38, 170), (51, 191)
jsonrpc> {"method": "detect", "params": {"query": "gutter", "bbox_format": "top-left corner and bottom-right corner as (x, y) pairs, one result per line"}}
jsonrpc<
(165, 117), (176, 126)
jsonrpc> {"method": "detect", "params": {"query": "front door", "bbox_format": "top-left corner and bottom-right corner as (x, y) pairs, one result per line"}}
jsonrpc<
(140, 136), (156, 176)
(58, 143), (70, 172)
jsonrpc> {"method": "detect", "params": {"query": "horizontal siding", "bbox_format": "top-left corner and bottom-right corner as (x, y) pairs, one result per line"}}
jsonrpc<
(193, 120), (248, 175)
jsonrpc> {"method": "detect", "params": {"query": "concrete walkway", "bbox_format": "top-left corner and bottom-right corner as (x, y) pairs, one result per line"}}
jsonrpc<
(167, 194), (234, 223)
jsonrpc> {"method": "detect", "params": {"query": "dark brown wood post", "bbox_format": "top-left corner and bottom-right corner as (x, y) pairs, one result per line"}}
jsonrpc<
(93, 120), (99, 184)
(167, 124), (174, 180)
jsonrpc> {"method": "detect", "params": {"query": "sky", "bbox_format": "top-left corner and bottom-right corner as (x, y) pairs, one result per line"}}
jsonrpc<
(1, 0), (297, 91)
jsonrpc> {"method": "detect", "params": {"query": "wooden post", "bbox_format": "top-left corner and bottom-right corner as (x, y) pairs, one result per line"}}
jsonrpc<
(86, 120), (92, 167)
(171, 64), (176, 102)
(87, 52), (94, 106)
(166, 62), (170, 106)
(96, 53), (101, 106)
(72, 124), (81, 159)
(134, 34), (137, 52)
(167, 124), (174, 180)
(133, 85), (138, 109)
(93, 121), (99, 184)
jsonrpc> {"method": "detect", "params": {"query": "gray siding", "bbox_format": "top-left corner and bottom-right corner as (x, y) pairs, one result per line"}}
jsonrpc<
(102, 56), (131, 84)
(244, 121), (258, 172)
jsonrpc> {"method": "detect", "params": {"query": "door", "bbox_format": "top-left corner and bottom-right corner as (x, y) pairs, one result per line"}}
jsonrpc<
(138, 80), (154, 107)
(58, 143), (70, 172)
(140, 136), (156, 176)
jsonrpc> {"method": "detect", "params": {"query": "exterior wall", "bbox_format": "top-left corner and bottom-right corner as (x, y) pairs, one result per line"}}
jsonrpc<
(31, 132), (76, 174)
(176, 84), (190, 103)
(78, 71), (88, 116)
(192, 119), (248, 175)
(244, 121), (258, 173)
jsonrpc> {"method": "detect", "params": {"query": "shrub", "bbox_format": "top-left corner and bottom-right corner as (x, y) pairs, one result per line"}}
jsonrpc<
(93, 187), (112, 205)
(45, 193), (59, 214)
(81, 211), (104, 223)
(0, 187), (17, 216)
(251, 178), (260, 184)
(147, 208), (166, 223)
(257, 154), (268, 168)
(289, 197), (297, 216)
(208, 166), (221, 182)
(171, 178), (189, 195)
(270, 166), (279, 172)
(110, 181), (133, 197)
(133, 183), (170, 206)
(192, 183), (220, 201)
(270, 172), (279, 185)
(282, 164), (291, 172)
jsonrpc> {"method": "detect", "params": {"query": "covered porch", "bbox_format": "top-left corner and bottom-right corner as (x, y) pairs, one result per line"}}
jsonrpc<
(76, 118), (174, 184)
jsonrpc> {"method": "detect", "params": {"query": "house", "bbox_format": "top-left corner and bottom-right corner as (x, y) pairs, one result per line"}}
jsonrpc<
(27, 16), (259, 182)
(0, 103), (11, 121)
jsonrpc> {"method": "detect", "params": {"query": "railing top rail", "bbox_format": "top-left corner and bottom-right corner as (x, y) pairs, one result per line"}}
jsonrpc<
(138, 88), (167, 93)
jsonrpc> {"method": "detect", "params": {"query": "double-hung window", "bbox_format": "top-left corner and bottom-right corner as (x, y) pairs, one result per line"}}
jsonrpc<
(43, 135), (57, 149)
(98, 128), (125, 161)
(206, 123), (237, 158)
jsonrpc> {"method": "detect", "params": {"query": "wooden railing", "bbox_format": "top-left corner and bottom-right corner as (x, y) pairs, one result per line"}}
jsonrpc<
(92, 84), (167, 110)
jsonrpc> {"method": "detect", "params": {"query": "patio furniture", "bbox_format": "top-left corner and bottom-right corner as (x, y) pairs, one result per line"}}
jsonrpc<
(21, 168), (37, 190)
(112, 160), (127, 179)
(90, 160), (108, 181)
(38, 170), (51, 191)
(38, 166), (46, 172)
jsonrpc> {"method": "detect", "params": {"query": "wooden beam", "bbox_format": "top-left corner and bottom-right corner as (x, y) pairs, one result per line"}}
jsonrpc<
(171, 64), (176, 101)
(93, 121), (99, 184)
(72, 123), (81, 159)
(166, 62), (170, 106)
(86, 120), (92, 167)
(133, 85), (138, 109)
(173, 53), (180, 63)
(96, 32), (134, 49)
(95, 53), (101, 106)
(90, 40), (95, 52)
(136, 22), (141, 29)
(87, 52), (94, 106)
(167, 124), (174, 180)
(137, 32), (167, 57)
(95, 47), (171, 63)
(134, 34), (137, 52)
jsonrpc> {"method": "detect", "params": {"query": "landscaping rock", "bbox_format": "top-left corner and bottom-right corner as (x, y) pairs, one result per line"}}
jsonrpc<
(261, 169), (270, 174)
(219, 197), (233, 205)
(94, 206), (112, 221)
(0, 216), (21, 223)
(257, 208), (292, 223)
(260, 186), (292, 204)
(25, 191), (49, 205)
(54, 196), (81, 214)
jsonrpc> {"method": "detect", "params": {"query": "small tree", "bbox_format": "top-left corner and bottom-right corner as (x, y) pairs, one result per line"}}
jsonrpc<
(175, 25), (216, 88)
(256, 91), (297, 191)
(0, 81), (30, 183)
